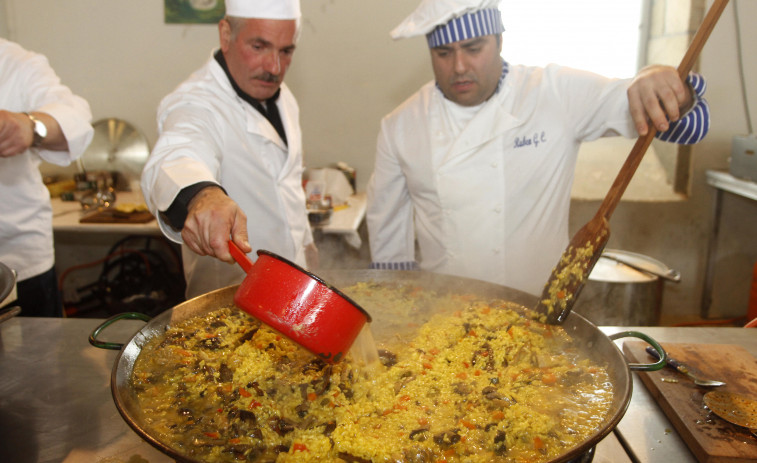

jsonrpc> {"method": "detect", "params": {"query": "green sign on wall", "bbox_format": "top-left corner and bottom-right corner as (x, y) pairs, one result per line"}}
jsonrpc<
(165, 0), (225, 24)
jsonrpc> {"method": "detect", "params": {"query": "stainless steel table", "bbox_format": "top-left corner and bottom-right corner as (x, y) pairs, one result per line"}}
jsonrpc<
(701, 170), (757, 318)
(0, 318), (753, 462)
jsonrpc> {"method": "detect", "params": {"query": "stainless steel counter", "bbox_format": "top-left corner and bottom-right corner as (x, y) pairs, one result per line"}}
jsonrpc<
(0, 318), (753, 463)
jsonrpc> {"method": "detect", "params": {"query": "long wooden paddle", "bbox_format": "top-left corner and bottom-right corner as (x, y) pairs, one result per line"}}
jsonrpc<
(535, 0), (730, 324)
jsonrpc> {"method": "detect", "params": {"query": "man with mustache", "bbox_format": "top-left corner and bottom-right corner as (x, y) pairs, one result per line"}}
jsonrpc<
(366, 0), (710, 296)
(142, 0), (317, 298)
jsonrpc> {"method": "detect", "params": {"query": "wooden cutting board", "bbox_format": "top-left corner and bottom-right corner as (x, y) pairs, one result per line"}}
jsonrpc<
(79, 209), (154, 224)
(624, 342), (757, 463)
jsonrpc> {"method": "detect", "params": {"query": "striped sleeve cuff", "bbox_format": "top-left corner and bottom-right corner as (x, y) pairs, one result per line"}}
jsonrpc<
(369, 261), (419, 271)
(656, 72), (710, 145)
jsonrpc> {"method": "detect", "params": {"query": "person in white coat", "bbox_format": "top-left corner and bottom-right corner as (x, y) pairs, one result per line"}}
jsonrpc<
(0, 38), (94, 317)
(366, 0), (710, 297)
(141, 0), (317, 299)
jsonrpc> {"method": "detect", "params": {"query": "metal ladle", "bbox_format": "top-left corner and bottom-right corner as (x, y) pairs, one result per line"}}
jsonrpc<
(703, 391), (757, 438)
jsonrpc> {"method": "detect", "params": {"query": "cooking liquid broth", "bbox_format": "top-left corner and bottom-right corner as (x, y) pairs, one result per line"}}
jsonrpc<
(347, 323), (382, 378)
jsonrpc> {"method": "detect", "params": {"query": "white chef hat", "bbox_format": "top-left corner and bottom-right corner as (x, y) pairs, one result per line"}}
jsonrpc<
(225, 0), (301, 20)
(391, 0), (504, 48)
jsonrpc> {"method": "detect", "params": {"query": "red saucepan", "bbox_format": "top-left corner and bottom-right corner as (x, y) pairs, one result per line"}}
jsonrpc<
(228, 241), (371, 363)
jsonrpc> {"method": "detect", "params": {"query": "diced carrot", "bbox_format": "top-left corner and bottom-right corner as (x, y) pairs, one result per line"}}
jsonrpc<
(228, 438), (241, 444)
(239, 387), (251, 397)
(204, 431), (220, 439)
(455, 372), (467, 380)
(418, 417), (429, 426)
(474, 369), (482, 376)
(460, 419), (476, 429)
(542, 372), (557, 384)
(307, 392), (317, 401)
(492, 411), (505, 420)
(533, 436), (544, 450)
(423, 362), (433, 370)
(293, 442), (308, 452)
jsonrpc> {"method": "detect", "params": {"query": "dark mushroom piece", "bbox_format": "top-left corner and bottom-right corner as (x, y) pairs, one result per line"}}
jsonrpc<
(433, 429), (461, 448)
(493, 430), (507, 456)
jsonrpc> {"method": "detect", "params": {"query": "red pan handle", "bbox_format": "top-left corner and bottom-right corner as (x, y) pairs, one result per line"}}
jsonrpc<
(229, 240), (254, 274)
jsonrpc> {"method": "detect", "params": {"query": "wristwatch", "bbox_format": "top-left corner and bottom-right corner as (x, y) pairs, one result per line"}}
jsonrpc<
(24, 112), (47, 146)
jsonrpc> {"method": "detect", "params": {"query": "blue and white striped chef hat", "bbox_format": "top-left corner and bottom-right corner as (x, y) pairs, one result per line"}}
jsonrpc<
(390, 0), (504, 48)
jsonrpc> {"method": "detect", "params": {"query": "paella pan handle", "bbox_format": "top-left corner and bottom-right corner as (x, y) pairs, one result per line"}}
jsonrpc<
(608, 331), (667, 371)
(89, 312), (152, 350)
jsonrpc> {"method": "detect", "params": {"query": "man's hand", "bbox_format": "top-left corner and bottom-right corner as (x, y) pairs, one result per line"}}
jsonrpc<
(181, 186), (251, 262)
(627, 65), (694, 136)
(0, 110), (33, 157)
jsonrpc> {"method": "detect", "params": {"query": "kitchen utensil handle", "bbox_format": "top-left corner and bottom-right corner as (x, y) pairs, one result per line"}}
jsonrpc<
(229, 240), (254, 273)
(596, 0), (730, 222)
(89, 312), (152, 350)
(609, 331), (667, 371)
(646, 346), (688, 372)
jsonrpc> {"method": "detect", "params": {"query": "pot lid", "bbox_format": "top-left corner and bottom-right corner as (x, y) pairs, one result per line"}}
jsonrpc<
(589, 249), (670, 283)
(79, 118), (149, 186)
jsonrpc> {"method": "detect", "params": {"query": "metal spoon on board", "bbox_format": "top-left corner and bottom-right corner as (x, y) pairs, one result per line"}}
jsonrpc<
(646, 346), (726, 387)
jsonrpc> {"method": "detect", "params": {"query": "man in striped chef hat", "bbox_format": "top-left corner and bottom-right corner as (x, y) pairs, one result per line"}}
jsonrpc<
(366, 0), (709, 296)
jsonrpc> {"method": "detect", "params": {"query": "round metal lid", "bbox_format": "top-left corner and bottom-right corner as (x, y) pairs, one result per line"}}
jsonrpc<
(589, 249), (669, 283)
(79, 118), (149, 187)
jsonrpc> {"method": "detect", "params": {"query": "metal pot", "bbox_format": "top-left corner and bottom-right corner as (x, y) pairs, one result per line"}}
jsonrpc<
(90, 270), (665, 463)
(573, 249), (679, 326)
(0, 261), (21, 322)
(0, 261), (16, 305)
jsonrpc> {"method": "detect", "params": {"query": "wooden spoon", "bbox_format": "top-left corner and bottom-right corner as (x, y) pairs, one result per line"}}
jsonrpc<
(535, 0), (730, 324)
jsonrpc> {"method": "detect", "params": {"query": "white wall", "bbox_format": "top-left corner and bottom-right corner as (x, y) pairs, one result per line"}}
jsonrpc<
(2, 0), (756, 321)
(1, 0), (430, 191)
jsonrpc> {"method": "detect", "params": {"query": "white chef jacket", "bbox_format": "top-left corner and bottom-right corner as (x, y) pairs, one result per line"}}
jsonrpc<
(141, 51), (313, 299)
(367, 64), (700, 297)
(0, 39), (94, 282)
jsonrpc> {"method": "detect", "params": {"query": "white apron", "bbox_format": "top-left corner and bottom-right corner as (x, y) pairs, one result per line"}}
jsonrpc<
(368, 64), (636, 296)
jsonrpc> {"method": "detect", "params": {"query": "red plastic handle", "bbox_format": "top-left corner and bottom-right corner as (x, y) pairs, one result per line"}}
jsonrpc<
(228, 240), (254, 274)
